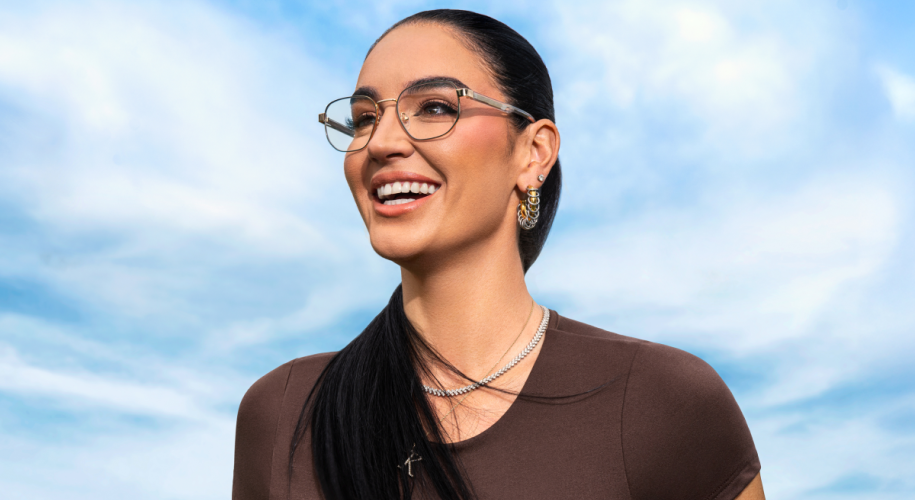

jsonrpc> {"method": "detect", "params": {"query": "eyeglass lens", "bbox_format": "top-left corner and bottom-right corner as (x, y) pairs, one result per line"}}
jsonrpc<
(323, 81), (460, 152)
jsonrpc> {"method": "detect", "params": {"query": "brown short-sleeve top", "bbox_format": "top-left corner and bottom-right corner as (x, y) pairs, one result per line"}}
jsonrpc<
(233, 310), (761, 499)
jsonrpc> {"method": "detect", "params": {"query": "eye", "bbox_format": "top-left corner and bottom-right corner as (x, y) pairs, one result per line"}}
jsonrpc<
(348, 112), (377, 130)
(417, 100), (457, 117)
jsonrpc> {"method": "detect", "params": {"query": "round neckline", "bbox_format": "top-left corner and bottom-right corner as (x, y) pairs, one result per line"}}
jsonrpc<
(449, 308), (560, 449)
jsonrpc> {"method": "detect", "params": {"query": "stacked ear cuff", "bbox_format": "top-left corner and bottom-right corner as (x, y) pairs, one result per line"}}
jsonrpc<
(517, 185), (541, 230)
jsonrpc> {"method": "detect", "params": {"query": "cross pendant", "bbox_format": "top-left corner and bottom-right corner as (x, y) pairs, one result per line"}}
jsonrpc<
(398, 445), (423, 478)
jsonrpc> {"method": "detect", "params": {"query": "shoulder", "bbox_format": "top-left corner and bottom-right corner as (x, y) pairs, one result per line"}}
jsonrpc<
(549, 311), (644, 360)
(238, 352), (337, 414)
(551, 311), (735, 404)
(535, 312), (644, 393)
(232, 352), (337, 499)
(627, 340), (727, 402)
(553, 312), (635, 342)
(621, 342), (760, 500)
(235, 352), (337, 443)
(550, 312), (760, 500)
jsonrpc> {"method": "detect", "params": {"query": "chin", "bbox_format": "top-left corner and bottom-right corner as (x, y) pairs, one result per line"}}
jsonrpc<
(368, 233), (428, 265)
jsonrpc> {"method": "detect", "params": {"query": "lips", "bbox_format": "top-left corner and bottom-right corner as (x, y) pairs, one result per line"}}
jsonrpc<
(370, 171), (441, 216)
(375, 180), (438, 205)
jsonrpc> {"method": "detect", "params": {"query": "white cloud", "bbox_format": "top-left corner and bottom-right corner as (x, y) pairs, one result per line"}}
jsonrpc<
(0, 422), (235, 500)
(535, 176), (899, 351)
(875, 64), (915, 121)
(0, 312), (252, 422)
(753, 404), (915, 499)
(203, 273), (398, 352)
(0, 0), (348, 252)
(550, 0), (849, 162)
(0, 342), (221, 421)
(0, 0), (393, 322)
(0, 1), (913, 499)
(536, 5), (915, 496)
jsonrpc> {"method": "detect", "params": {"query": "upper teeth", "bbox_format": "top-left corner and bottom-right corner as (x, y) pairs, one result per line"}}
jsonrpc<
(377, 181), (438, 199)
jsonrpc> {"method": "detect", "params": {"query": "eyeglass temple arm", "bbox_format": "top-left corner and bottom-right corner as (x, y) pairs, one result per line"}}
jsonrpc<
(456, 89), (536, 123)
(318, 113), (355, 137)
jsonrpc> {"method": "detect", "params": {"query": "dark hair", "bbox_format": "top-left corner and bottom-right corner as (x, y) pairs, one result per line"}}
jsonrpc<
(291, 10), (562, 499)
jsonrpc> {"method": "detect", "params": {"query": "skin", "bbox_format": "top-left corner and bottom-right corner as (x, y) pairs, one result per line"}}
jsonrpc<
(344, 21), (555, 440)
(343, 22), (764, 499)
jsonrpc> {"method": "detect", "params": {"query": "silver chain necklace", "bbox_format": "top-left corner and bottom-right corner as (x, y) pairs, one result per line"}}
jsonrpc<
(422, 305), (549, 398)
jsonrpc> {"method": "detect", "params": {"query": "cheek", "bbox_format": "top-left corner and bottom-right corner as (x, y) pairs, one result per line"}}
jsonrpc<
(342, 155), (371, 219)
(342, 155), (366, 193)
(450, 118), (509, 158)
(444, 120), (515, 199)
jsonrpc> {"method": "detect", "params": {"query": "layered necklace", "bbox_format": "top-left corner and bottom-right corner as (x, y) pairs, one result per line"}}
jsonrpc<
(422, 302), (549, 398)
(400, 301), (549, 478)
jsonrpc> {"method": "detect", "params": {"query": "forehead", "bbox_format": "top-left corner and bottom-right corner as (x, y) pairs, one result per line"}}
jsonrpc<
(356, 23), (500, 98)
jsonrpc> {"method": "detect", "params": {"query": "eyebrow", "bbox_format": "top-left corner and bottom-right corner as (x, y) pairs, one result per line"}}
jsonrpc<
(353, 76), (470, 100)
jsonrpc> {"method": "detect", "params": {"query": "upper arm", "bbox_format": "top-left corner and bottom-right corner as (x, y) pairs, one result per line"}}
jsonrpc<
(736, 473), (766, 500)
(621, 342), (761, 500)
(232, 361), (295, 500)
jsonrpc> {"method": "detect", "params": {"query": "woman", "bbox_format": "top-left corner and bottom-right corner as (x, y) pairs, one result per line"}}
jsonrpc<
(233, 9), (764, 500)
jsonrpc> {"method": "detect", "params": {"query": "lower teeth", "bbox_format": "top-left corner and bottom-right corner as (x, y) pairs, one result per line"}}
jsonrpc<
(383, 198), (416, 205)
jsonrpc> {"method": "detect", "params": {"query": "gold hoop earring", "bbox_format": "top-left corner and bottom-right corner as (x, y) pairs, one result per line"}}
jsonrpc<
(517, 185), (541, 230)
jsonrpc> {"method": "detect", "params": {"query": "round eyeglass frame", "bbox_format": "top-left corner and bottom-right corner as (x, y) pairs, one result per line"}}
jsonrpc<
(318, 80), (536, 153)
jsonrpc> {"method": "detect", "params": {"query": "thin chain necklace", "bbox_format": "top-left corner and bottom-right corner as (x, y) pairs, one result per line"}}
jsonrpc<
(423, 303), (549, 398)
(401, 301), (545, 478)
(432, 299), (537, 425)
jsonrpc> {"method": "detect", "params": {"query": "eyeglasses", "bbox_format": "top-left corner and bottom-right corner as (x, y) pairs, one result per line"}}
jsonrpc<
(318, 80), (535, 152)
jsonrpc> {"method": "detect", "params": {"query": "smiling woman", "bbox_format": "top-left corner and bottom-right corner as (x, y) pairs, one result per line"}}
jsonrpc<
(232, 9), (764, 500)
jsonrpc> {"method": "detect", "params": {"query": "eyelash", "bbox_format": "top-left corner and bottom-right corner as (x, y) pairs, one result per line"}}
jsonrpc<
(348, 113), (377, 128)
(416, 99), (458, 115)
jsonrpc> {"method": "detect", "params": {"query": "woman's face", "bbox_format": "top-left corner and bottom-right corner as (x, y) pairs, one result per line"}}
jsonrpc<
(344, 23), (528, 269)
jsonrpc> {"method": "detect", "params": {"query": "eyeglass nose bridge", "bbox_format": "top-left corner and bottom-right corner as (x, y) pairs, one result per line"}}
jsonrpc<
(373, 97), (400, 124)
(371, 97), (412, 135)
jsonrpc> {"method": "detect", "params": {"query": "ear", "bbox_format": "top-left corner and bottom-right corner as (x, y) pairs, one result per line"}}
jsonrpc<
(515, 119), (560, 193)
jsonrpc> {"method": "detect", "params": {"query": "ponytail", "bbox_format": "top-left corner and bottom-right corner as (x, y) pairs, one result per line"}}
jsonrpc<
(291, 285), (474, 499)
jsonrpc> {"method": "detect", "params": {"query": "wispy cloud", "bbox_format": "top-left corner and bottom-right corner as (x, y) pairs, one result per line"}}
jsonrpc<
(0, 344), (213, 421)
(1, 422), (235, 500)
(1, 0), (913, 499)
(530, 0), (915, 497)
(0, 0), (396, 330)
(875, 64), (915, 122)
(535, 176), (900, 352)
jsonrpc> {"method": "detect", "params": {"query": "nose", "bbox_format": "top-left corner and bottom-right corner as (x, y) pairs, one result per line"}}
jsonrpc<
(366, 101), (414, 161)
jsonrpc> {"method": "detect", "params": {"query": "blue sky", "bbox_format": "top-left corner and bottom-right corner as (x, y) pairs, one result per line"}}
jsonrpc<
(0, 0), (913, 498)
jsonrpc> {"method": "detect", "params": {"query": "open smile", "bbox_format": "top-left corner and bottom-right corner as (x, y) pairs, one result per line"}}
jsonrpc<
(370, 172), (442, 216)
(375, 180), (439, 205)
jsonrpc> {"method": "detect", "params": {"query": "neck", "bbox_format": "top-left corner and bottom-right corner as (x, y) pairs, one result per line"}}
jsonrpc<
(400, 232), (535, 381)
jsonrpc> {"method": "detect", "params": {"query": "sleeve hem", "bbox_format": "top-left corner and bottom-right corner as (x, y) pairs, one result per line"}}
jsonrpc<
(708, 454), (761, 500)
